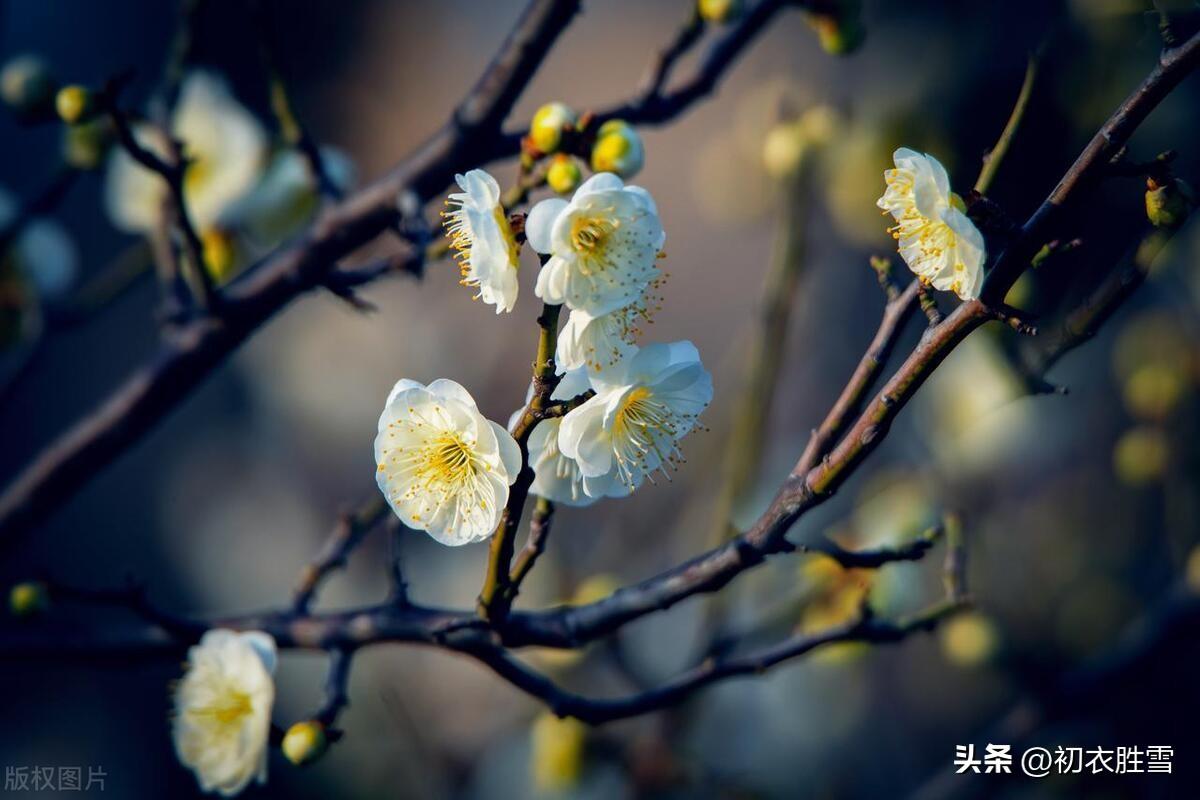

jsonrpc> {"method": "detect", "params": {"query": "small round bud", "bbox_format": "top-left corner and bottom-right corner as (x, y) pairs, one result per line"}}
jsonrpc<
(62, 119), (113, 170)
(545, 154), (582, 194)
(0, 55), (57, 120)
(1144, 177), (1192, 229)
(698, 0), (742, 24)
(9, 581), (49, 617)
(590, 119), (644, 178)
(1113, 426), (1169, 486)
(55, 84), (95, 125)
(201, 227), (239, 285)
(281, 720), (328, 766)
(529, 102), (578, 155)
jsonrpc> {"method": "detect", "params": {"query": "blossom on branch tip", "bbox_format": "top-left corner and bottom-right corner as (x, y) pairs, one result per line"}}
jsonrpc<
(105, 71), (267, 235)
(559, 341), (712, 495)
(376, 378), (521, 545)
(172, 629), (276, 797)
(442, 168), (521, 313)
(877, 148), (985, 301)
(528, 172), (664, 316)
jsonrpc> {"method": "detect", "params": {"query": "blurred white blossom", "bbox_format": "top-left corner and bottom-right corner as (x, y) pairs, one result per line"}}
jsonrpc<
(172, 629), (276, 797)
(105, 71), (266, 235)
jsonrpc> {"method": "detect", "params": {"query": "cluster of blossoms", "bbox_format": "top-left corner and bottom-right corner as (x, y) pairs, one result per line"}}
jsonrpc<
(378, 157), (711, 544)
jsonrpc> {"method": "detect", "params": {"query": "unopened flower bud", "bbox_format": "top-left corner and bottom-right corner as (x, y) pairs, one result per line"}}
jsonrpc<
(698, 0), (742, 24)
(529, 102), (578, 155)
(9, 581), (49, 617)
(1144, 176), (1192, 229)
(62, 119), (113, 170)
(0, 55), (57, 120)
(590, 119), (644, 178)
(55, 84), (95, 125)
(545, 154), (582, 194)
(805, 1), (866, 55)
(281, 720), (328, 766)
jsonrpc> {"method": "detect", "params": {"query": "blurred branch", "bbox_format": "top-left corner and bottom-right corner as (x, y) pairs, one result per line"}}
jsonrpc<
(100, 80), (216, 311)
(1019, 224), (1183, 390)
(251, 0), (342, 201)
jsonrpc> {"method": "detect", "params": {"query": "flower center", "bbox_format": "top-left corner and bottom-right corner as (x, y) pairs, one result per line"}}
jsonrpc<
(423, 432), (476, 486)
(190, 688), (253, 728)
(612, 386), (688, 486)
(571, 215), (617, 255)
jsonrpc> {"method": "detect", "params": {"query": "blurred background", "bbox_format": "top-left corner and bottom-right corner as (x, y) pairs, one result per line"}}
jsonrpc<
(2, 0), (1200, 797)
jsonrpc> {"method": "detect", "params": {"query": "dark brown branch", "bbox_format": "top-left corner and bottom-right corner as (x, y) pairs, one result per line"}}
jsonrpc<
(808, 523), (942, 569)
(795, 279), (920, 477)
(314, 647), (352, 728)
(292, 496), (389, 613)
(505, 497), (555, 605)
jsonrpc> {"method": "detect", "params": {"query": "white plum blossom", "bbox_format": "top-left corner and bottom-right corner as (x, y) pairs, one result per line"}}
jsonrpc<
(105, 71), (267, 235)
(442, 169), (521, 313)
(527, 172), (664, 316)
(514, 368), (628, 506)
(556, 277), (663, 373)
(172, 629), (276, 797)
(876, 148), (986, 301)
(376, 378), (521, 545)
(559, 342), (712, 496)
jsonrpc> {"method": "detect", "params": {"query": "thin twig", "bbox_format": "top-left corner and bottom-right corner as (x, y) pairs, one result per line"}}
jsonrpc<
(973, 48), (1040, 196)
(292, 496), (389, 614)
(506, 497), (555, 604)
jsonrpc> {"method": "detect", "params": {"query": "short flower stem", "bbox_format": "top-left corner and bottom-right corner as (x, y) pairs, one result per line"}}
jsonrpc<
(478, 299), (562, 622)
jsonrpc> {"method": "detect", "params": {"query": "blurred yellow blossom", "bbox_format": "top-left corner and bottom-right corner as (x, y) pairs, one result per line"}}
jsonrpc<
(939, 612), (1000, 667)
